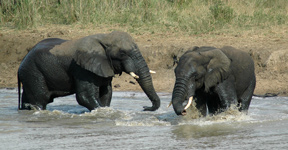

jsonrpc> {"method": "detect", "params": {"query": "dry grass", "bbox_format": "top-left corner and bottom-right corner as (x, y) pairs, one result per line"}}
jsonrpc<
(0, 0), (287, 35)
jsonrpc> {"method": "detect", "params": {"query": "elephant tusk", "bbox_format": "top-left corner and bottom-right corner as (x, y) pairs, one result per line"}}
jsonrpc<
(184, 96), (193, 110)
(149, 70), (156, 74)
(130, 72), (139, 79)
(167, 101), (172, 108)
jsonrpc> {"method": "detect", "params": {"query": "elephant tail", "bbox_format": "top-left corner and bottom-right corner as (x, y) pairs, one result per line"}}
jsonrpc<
(17, 72), (21, 110)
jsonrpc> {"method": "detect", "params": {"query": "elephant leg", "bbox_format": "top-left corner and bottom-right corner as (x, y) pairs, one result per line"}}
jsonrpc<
(20, 89), (43, 110)
(214, 77), (238, 112)
(194, 91), (207, 116)
(21, 78), (51, 110)
(206, 93), (221, 114)
(196, 99), (207, 117)
(99, 83), (112, 107)
(74, 79), (101, 111)
(238, 80), (256, 113)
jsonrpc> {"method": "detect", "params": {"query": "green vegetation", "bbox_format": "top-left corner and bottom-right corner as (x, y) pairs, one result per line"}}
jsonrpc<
(0, 0), (287, 34)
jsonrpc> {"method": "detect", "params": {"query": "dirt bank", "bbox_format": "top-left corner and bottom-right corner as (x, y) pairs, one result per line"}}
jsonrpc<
(0, 25), (287, 96)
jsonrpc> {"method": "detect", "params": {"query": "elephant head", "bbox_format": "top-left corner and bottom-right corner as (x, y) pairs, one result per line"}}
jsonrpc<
(171, 46), (231, 115)
(52, 31), (160, 111)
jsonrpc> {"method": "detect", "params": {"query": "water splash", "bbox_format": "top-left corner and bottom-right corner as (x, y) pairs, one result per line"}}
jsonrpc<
(80, 107), (131, 120)
(24, 102), (253, 127)
(207, 107), (251, 123)
(179, 105), (252, 126)
(115, 115), (171, 126)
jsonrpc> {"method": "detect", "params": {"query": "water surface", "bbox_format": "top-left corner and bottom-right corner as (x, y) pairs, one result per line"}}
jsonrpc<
(1, 89), (287, 150)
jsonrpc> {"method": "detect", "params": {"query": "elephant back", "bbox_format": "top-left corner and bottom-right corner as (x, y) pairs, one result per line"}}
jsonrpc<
(220, 46), (256, 94)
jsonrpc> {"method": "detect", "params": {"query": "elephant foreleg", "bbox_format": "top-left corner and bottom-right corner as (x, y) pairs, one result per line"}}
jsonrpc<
(206, 93), (220, 114)
(194, 91), (208, 116)
(75, 80), (101, 111)
(99, 83), (112, 107)
(214, 77), (238, 112)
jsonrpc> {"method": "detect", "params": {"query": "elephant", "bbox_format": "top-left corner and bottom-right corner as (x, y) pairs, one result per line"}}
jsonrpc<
(170, 46), (256, 116)
(17, 31), (160, 111)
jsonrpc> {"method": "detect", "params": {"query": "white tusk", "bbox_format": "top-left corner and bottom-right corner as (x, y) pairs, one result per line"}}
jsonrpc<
(184, 96), (193, 110)
(167, 101), (172, 108)
(130, 72), (139, 79)
(149, 70), (156, 74)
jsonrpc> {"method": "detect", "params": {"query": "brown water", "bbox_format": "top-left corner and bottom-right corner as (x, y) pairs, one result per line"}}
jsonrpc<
(1, 89), (288, 150)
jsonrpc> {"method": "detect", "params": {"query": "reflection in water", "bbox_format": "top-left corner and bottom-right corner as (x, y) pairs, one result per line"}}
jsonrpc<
(172, 124), (238, 139)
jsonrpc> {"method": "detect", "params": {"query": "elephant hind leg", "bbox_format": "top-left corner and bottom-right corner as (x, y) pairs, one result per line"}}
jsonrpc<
(20, 72), (54, 110)
(239, 80), (256, 112)
(21, 84), (51, 110)
(20, 90), (37, 110)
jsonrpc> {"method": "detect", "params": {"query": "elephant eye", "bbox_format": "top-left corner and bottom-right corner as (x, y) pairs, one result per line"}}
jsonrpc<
(191, 72), (199, 79)
(193, 75), (198, 79)
(121, 52), (127, 56)
(119, 51), (128, 59)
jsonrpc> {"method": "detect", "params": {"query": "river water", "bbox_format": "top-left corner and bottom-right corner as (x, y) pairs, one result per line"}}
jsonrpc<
(0, 89), (287, 150)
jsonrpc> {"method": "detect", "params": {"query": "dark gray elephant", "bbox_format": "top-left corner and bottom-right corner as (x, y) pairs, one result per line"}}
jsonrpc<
(170, 46), (256, 116)
(18, 31), (160, 111)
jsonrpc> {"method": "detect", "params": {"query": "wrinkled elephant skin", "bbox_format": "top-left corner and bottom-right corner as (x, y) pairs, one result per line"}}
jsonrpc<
(18, 31), (160, 111)
(172, 46), (256, 116)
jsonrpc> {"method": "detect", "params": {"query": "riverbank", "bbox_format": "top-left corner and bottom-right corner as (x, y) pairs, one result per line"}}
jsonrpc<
(0, 25), (287, 96)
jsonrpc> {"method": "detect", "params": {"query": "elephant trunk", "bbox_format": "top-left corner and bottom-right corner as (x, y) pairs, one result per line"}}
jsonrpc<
(132, 51), (160, 111)
(172, 77), (191, 115)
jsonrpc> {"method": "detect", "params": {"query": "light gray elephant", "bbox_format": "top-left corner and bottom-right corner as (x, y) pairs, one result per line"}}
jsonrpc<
(170, 46), (256, 116)
(18, 31), (160, 111)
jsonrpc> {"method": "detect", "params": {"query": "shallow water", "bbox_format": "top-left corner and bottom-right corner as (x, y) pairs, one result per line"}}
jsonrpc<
(1, 89), (288, 150)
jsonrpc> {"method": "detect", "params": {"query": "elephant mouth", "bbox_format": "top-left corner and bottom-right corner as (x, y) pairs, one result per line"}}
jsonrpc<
(168, 96), (193, 116)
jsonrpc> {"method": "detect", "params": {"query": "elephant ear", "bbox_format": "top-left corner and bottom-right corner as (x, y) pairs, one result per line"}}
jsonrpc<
(200, 49), (231, 92)
(73, 36), (115, 78)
